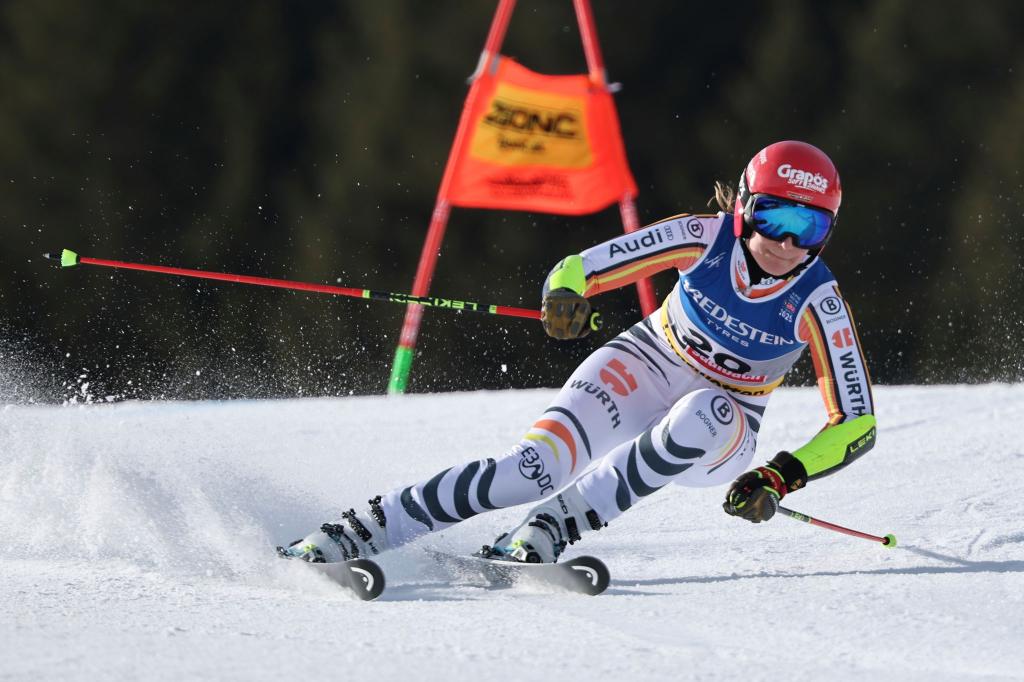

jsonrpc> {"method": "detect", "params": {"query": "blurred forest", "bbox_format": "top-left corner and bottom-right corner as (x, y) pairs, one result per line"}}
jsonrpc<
(1, 1), (1022, 402)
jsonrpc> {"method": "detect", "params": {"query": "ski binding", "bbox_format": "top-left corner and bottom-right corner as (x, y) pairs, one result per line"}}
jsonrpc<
(428, 547), (610, 596)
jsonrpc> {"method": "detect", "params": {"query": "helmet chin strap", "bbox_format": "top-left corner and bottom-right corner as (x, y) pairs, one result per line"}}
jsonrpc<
(732, 171), (750, 240)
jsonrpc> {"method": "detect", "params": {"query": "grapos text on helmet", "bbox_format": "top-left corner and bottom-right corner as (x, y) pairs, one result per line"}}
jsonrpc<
(776, 163), (829, 193)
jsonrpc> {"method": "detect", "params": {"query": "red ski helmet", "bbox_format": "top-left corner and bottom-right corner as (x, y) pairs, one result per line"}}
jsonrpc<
(733, 141), (842, 243)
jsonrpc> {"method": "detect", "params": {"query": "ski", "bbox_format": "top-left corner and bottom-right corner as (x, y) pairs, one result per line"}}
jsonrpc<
(277, 547), (386, 601)
(427, 549), (610, 596)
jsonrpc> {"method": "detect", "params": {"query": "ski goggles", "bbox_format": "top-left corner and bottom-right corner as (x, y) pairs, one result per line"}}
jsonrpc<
(745, 194), (835, 249)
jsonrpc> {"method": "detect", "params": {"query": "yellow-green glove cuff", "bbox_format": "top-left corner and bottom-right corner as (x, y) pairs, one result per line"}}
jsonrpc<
(547, 255), (587, 296)
(791, 414), (877, 479)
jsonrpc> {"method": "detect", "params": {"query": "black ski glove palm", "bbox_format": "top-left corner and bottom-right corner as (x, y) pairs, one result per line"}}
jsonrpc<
(542, 287), (592, 340)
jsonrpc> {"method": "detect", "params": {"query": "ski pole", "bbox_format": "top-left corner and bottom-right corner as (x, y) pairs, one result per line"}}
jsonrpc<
(777, 505), (897, 548)
(43, 249), (602, 329)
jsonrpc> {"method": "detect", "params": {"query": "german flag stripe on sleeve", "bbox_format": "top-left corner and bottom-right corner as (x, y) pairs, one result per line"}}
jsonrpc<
(584, 245), (704, 296)
(800, 307), (845, 425)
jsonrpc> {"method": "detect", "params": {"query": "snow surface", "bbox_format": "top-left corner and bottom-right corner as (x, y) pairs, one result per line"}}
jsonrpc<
(2, 385), (1022, 681)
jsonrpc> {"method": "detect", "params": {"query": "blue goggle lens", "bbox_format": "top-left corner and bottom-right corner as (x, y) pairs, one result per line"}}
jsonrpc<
(749, 196), (834, 249)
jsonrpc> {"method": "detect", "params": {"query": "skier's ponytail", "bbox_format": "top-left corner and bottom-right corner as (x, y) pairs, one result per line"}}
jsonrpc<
(709, 181), (734, 212)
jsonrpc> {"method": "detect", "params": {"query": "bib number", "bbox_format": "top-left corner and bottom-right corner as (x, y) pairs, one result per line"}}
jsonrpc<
(680, 326), (753, 375)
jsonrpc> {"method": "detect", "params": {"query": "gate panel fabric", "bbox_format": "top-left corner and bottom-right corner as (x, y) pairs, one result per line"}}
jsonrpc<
(446, 57), (637, 216)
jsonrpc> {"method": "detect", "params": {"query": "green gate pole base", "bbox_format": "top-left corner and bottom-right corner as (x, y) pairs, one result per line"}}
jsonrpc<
(388, 345), (414, 394)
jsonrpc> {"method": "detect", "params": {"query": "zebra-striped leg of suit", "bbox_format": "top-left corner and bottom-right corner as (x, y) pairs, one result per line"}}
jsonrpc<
(576, 387), (760, 525)
(370, 314), (765, 550)
(372, 316), (690, 549)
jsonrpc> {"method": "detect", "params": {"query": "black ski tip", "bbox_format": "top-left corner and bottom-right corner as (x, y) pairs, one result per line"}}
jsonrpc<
(562, 556), (611, 596)
(343, 558), (386, 601)
(279, 549), (386, 600)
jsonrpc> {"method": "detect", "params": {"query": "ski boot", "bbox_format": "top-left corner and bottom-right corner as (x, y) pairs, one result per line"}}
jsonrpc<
(278, 496), (390, 563)
(482, 486), (604, 563)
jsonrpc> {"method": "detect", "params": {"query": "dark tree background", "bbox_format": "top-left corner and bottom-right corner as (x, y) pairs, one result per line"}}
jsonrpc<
(1, 1), (1022, 403)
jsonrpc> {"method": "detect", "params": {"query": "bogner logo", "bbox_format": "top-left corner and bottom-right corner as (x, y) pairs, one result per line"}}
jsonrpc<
(777, 163), (829, 194)
(609, 228), (665, 257)
(484, 99), (579, 139)
(820, 297), (843, 315)
(710, 396), (734, 425)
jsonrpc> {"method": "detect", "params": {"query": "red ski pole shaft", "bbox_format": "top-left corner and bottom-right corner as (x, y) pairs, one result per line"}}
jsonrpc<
(776, 505), (897, 548)
(44, 249), (602, 328)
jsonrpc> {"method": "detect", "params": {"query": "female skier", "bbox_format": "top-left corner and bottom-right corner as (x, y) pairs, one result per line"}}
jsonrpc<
(281, 140), (877, 564)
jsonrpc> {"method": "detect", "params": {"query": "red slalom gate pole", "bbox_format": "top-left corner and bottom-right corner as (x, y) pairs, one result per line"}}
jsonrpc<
(43, 248), (605, 325)
(574, 0), (657, 317)
(388, 0), (517, 394)
(777, 506), (897, 548)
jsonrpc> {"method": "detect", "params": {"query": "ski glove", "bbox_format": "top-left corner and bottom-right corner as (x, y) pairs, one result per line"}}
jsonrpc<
(542, 287), (593, 340)
(724, 451), (808, 523)
(723, 466), (789, 523)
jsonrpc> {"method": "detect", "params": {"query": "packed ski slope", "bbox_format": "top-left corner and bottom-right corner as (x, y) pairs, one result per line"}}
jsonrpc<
(2, 385), (1022, 681)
